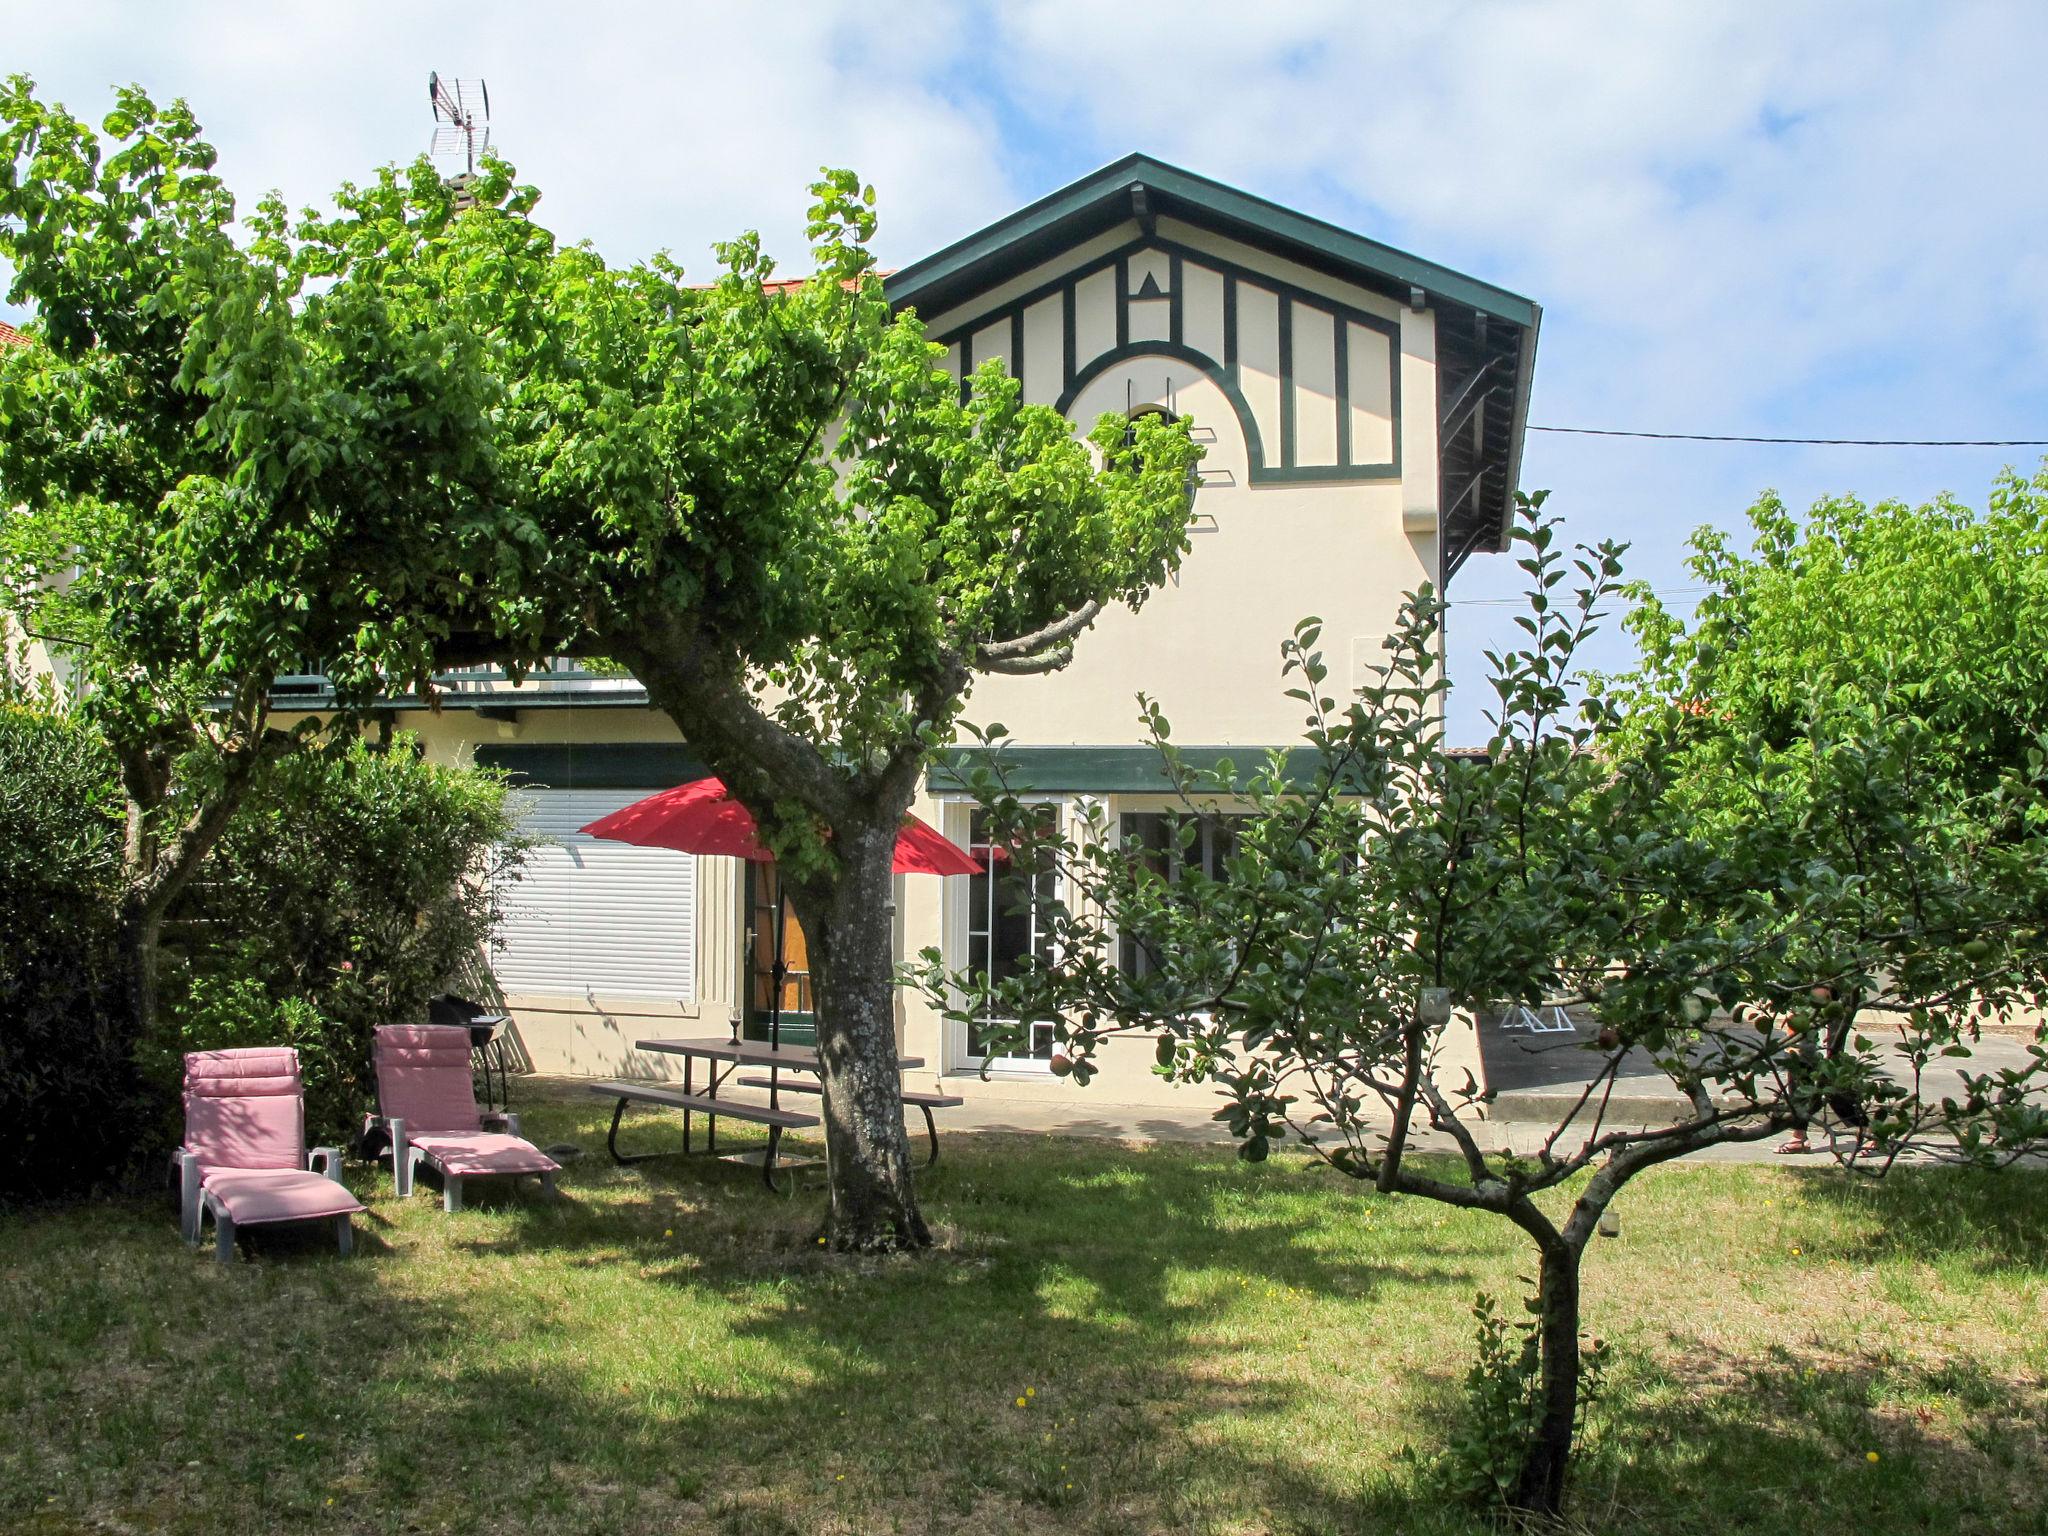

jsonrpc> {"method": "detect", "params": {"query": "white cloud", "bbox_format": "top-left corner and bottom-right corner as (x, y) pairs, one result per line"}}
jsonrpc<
(1, 0), (1013, 274)
(9, 1), (2045, 732)
(984, 0), (2048, 723)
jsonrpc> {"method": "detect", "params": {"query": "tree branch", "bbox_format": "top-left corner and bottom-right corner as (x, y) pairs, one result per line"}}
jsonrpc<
(621, 627), (860, 828)
(978, 645), (1079, 675)
(978, 599), (1102, 663)
(128, 690), (281, 922)
(1416, 1072), (1495, 1187)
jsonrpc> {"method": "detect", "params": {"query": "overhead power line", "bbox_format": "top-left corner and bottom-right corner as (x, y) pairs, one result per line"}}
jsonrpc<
(1530, 425), (2048, 447)
(1449, 586), (1706, 608)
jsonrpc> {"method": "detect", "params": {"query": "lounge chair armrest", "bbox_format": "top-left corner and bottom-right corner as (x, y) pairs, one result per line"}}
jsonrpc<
(307, 1147), (345, 1181)
(481, 1110), (522, 1136)
(177, 1151), (203, 1245)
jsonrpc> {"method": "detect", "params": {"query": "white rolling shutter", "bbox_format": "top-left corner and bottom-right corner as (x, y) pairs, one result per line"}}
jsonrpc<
(491, 789), (696, 1000)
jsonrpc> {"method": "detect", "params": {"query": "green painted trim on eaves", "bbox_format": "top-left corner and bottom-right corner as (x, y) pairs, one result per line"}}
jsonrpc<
(928, 744), (1330, 794)
(475, 742), (709, 790)
(886, 153), (1538, 331)
(269, 686), (654, 714)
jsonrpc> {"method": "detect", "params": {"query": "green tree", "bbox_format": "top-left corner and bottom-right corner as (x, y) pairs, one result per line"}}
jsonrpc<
(0, 80), (516, 1048)
(928, 496), (2048, 1516)
(1, 77), (1198, 1248)
(1602, 474), (2048, 1150)
(0, 704), (132, 1197)
(288, 156), (1201, 1250)
(155, 736), (524, 1146)
(1611, 470), (2048, 819)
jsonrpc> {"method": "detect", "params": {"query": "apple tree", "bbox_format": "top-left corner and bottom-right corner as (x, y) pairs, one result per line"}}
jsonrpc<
(927, 495), (2048, 1516)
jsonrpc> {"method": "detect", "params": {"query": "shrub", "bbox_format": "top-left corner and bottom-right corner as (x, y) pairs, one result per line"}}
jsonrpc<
(154, 738), (524, 1145)
(1415, 1292), (1609, 1511)
(0, 707), (135, 1200)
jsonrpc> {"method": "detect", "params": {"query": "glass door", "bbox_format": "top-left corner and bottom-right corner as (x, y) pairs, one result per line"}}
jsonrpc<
(743, 862), (816, 1046)
(963, 805), (1060, 1067)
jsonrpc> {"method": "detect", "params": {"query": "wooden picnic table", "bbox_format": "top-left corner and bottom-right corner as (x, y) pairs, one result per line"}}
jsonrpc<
(636, 1036), (926, 1073)
(588, 1036), (941, 1190)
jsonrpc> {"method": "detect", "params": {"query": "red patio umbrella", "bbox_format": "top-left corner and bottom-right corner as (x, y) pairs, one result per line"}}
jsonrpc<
(579, 775), (979, 874)
(578, 777), (979, 1051)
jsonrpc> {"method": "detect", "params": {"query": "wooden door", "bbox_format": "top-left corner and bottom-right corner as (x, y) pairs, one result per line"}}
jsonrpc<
(743, 862), (816, 1045)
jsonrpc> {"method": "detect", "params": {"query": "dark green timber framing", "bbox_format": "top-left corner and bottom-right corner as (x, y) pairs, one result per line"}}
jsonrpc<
(923, 232), (1401, 487)
(886, 152), (1539, 567)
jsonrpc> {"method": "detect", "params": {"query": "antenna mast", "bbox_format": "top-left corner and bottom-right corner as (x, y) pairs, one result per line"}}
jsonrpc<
(427, 71), (492, 179)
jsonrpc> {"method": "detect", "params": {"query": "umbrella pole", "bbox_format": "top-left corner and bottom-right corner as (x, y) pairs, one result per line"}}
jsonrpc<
(768, 877), (789, 1108)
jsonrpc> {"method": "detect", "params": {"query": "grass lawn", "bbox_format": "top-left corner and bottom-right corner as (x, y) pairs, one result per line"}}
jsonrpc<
(3, 1089), (2044, 1536)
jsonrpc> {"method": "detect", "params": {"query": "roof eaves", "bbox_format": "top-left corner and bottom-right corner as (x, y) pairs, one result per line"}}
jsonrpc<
(886, 153), (1537, 328)
(1496, 303), (1543, 552)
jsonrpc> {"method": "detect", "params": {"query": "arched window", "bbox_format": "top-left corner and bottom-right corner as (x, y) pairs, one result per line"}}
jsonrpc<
(1120, 403), (1178, 457)
(1118, 404), (1201, 508)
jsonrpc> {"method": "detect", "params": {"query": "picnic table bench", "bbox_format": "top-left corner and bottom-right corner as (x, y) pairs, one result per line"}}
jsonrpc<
(734, 1077), (964, 1167)
(588, 1036), (935, 1191)
(587, 1079), (821, 1188)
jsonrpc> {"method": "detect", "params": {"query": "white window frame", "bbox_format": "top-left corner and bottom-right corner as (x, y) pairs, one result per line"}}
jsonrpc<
(943, 794), (1070, 1074)
(1111, 796), (1252, 981)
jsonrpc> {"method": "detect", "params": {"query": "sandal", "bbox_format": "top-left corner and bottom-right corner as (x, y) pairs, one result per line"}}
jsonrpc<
(1774, 1136), (1813, 1155)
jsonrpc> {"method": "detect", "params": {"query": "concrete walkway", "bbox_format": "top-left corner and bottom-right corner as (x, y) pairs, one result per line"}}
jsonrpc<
(936, 1091), (1912, 1166)
(531, 1016), (2041, 1169)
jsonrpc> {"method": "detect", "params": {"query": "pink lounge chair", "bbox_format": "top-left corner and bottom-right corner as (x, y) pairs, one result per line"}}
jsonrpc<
(178, 1048), (365, 1263)
(370, 1025), (559, 1211)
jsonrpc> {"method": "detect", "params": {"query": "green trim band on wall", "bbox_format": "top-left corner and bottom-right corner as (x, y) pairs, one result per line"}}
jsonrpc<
(475, 743), (709, 790)
(928, 745), (1328, 794)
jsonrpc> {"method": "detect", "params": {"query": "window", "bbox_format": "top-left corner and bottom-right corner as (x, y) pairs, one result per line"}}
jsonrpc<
(1119, 403), (1176, 458)
(964, 805), (1060, 1063)
(1118, 811), (1242, 979)
(491, 789), (696, 1000)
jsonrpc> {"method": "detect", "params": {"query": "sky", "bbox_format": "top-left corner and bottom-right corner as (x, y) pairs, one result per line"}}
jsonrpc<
(7, 0), (2047, 740)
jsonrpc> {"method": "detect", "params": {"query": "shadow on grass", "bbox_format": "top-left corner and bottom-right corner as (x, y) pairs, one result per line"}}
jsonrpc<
(7, 1090), (2046, 1536)
(1561, 1335), (2048, 1534)
(450, 1111), (1488, 1530)
(1781, 1162), (2048, 1274)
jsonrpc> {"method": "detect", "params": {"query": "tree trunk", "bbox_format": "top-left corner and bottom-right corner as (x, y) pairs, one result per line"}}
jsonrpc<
(787, 821), (932, 1252)
(626, 648), (934, 1253)
(118, 896), (167, 1050)
(1510, 1236), (1584, 1518)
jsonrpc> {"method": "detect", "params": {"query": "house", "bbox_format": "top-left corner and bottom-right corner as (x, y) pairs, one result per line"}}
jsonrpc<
(295, 154), (1543, 1111)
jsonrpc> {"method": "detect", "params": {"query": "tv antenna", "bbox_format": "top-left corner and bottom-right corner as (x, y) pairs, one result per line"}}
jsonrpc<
(428, 72), (491, 175)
